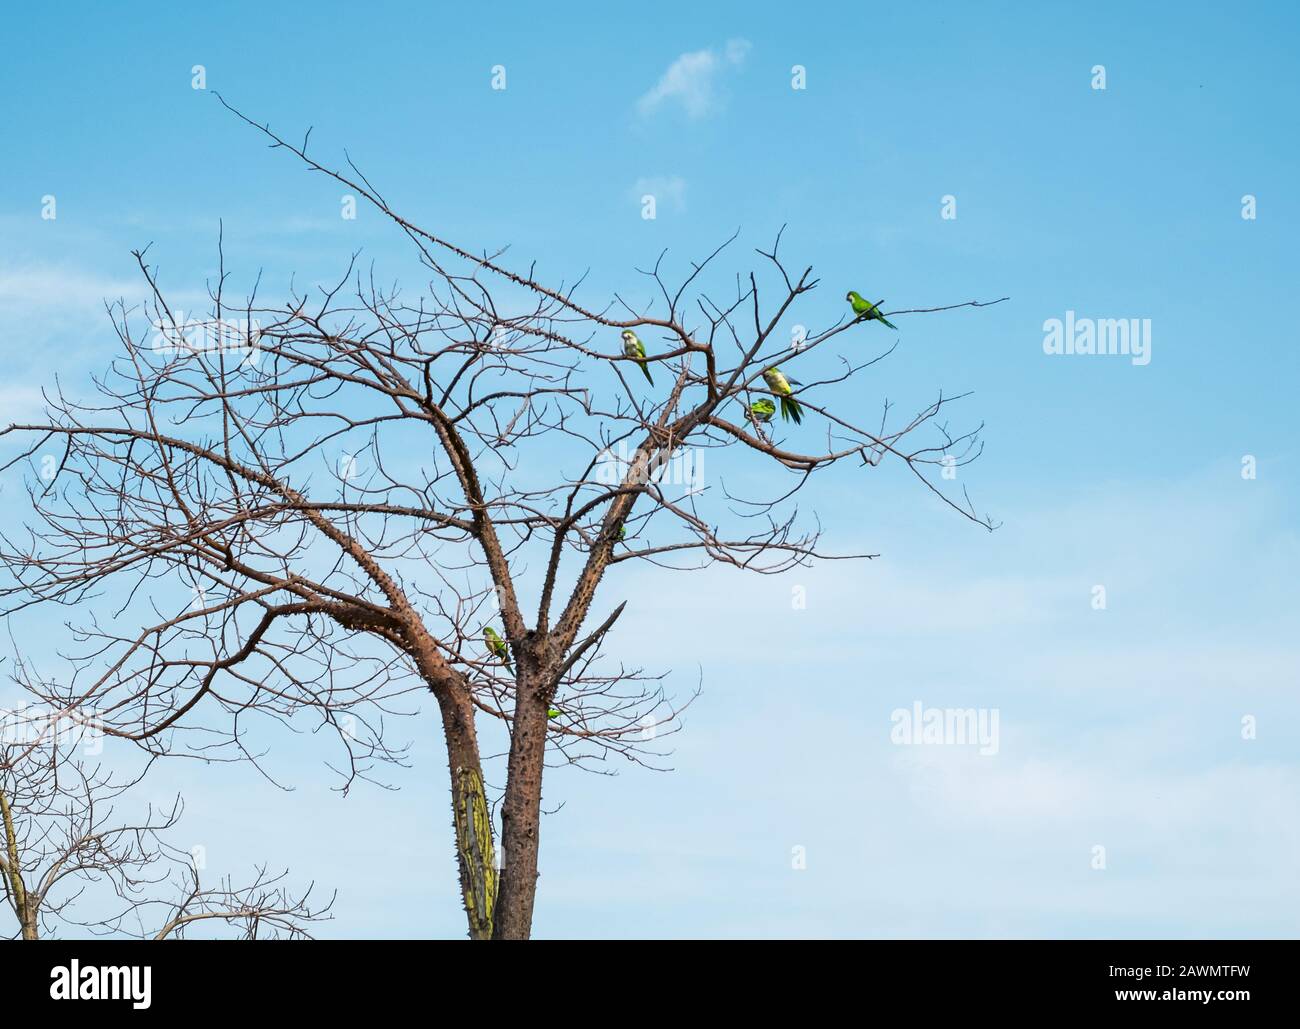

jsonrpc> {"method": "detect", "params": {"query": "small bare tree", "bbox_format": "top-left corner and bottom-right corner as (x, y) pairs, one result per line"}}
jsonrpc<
(0, 100), (1002, 939)
(0, 732), (330, 940)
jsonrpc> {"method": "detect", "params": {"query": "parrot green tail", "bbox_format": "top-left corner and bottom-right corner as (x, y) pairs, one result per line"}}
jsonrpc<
(780, 396), (803, 424)
(879, 314), (897, 330)
(638, 360), (654, 385)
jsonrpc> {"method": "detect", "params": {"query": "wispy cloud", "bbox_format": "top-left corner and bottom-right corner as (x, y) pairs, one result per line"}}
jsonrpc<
(637, 39), (751, 120)
(0, 263), (210, 365)
(0, 264), (143, 311)
(0, 384), (55, 424)
(0, 264), (143, 358)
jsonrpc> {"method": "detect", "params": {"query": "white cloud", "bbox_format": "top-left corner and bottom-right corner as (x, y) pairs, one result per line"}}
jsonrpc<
(0, 264), (142, 311)
(0, 263), (212, 359)
(0, 264), (144, 363)
(637, 39), (751, 120)
(0, 385), (54, 424)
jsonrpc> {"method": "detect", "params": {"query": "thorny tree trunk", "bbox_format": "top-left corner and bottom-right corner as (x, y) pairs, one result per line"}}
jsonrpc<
(492, 656), (553, 940)
(436, 691), (498, 941)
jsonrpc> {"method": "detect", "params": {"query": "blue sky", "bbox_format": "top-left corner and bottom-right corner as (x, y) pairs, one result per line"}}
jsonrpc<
(1, 1), (1298, 937)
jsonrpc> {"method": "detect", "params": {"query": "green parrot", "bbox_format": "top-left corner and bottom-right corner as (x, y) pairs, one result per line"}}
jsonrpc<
(744, 398), (777, 424)
(620, 329), (654, 384)
(484, 626), (513, 673)
(762, 367), (803, 424)
(547, 707), (562, 719)
(617, 525), (627, 542)
(846, 290), (897, 329)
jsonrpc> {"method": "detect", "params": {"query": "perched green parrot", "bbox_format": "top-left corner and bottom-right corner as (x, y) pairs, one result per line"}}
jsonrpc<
(762, 367), (803, 424)
(484, 626), (513, 673)
(620, 329), (654, 384)
(744, 398), (777, 424)
(547, 707), (562, 719)
(846, 291), (897, 329)
(617, 525), (627, 541)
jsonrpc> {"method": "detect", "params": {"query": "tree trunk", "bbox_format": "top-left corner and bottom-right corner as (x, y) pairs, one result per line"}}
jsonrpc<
(492, 671), (550, 940)
(437, 690), (498, 940)
(19, 898), (38, 940)
(0, 785), (37, 939)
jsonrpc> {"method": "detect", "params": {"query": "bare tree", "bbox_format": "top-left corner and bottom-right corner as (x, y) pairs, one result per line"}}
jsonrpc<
(0, 100), (1003, 939)
(0, 731), (330, 940)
